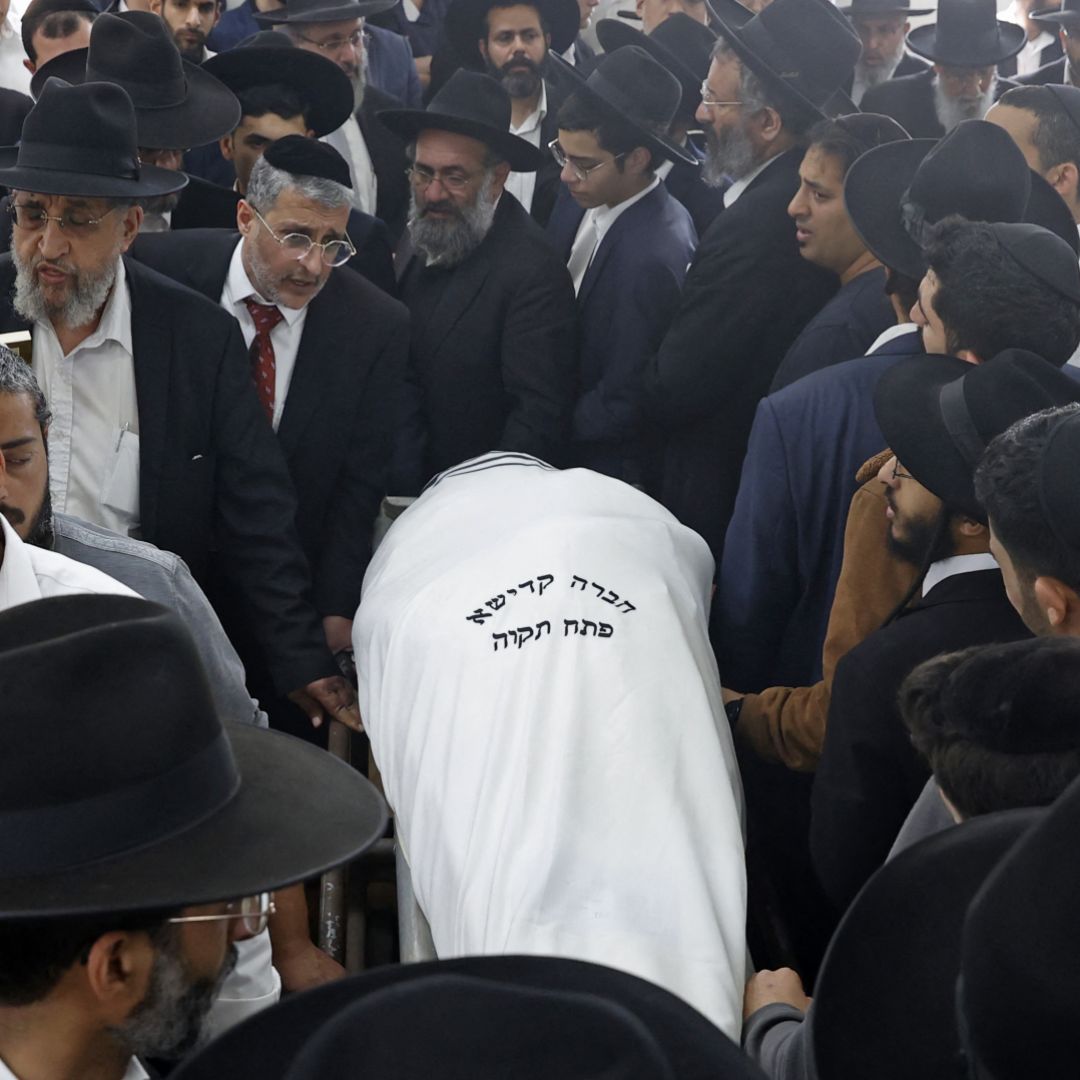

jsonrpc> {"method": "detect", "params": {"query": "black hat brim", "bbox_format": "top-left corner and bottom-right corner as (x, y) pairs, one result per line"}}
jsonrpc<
(169, 955), (765, 1080)
(546, 52), (698, 165)
(30, 48), (242, 149)
(378, 106), (543, 170)
(0, 724), (387, 918)
(444, 0), (581, 60)
(0, 148), (189, 198)
(1031, 6), (1080, 25)
(905, 19), (1026, 65)
(255, 0), (397, 23)
(204, 46), (353, 138)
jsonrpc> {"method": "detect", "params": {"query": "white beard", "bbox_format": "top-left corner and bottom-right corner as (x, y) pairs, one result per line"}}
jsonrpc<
(855, 40), (905, 91)
(933, 74), (997, 131)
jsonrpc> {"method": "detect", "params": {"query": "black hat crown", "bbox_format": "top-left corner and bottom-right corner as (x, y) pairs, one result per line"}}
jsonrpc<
(906, 0), (1026, 66)
(583, 47), (683, 134)
(88, 12), (189, 109)
(429, 67), (511, 132)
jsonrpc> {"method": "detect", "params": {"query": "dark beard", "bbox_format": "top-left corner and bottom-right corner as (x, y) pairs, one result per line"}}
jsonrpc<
(885, 500), (955, 567)
(0, 486), (53, 549)
(489, 54), (543, 99)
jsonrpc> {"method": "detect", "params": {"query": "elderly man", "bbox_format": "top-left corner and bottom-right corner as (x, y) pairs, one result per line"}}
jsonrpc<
(353, 451), (748, 1040)
(839, 0), (930, 106)
(133, 136), (409, 738)
(0, 593), (385, 1080)
(0, 79), (361, 734)
(380, 71), (577, 487)
(861, 0), (1022, 137)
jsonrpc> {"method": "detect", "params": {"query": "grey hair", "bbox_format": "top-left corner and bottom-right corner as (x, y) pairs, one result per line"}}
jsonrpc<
(0, 346), (50, 432)
(246, 156), (352, 213)
(709, 42), (770, 114)
(405, 139), (504, 171)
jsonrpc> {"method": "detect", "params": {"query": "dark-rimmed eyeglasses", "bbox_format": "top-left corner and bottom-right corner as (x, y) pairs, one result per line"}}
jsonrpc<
(405, 163), (485, 195)
(167, 892), (276, 936)
(8, 202), (122, 237)
(891, 460), (916, 482)
(251, 205), (356, 267)
(547, 139), (626, 182)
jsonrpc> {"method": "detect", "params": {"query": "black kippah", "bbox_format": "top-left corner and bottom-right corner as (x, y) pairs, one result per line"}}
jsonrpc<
(991, 221), (1080, 303)
(1039, 409), (1080, 550)
(263, 135), (353, 190)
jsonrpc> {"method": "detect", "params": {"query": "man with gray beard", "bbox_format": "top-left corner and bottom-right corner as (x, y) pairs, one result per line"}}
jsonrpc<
(838, 0), (931, 106)
(379, 70), (577, 487)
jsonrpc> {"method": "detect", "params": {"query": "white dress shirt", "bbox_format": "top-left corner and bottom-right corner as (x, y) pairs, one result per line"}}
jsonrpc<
(1013, 29), (1056, 76)
(32, 259), (142, 537)
(221, 238), (309, 432)
(866, 321), (918, 355)
(722, 152), (780, 208)
(921, 552), (1000, 598)
(0, 1052), (148, 1080)
(322, 114), (378, 215)
(503, 80), (548, 214)
(0, 0), (30, 97)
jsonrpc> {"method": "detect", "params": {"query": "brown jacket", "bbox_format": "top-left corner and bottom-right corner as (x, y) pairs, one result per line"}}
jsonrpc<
(734, 450), (920, 771)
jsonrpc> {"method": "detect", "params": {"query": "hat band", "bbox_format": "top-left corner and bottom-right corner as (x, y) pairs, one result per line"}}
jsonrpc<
(939, 378), (986, 467)
(16, 140), (140, 181)
(86, 68), (189, 110)
(0, 730), (239, 877)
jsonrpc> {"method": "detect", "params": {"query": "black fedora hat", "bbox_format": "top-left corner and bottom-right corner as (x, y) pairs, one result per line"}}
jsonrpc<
(548, 46), (698, 165)
(906, 0), (1025, 66)
(0, 79), (187, 198)
(844, 120), (1078, 282)
(444, 0), (581, 63)
(379, 69), (542, 171)
(0, 594), (387, 918)
(29, 12), (240, 149)
(713, 0), (862, 128)
(169, 955), (766, 1080)
(808, 809), (1044, 1080)
(874, 347), (1080, 519)
(595, 14), (719, 124)
(960, 771), (1080, 1079)
(204, 31), (353, 139)
(838, 0), (933, 17)
(1030, 0), (1080, 28)
(255, 0), (397, 26)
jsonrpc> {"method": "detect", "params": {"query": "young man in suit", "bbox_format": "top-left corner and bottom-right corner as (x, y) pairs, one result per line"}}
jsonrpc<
(151, 0), (220, 61)
(0, 79), (362, 733)
(1016, 0), (1080, 84)
(645, 0), (860, 561)
(380, 70), (577, 487)
(546, 47), (696, 488)
(999, 0), (1062, 78)
(839, 0), (930, 106)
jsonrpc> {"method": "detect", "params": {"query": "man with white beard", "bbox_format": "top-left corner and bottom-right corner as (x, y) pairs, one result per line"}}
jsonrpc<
(862, 0), (1024, 137)
(838, 0), (931, 106)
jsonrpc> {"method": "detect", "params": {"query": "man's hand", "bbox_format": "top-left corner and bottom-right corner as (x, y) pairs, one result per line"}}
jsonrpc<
(287, 675), (363, 732)
(722, 687), (745, 706)
(275, 940), (347, 993)
(743, 968), (812, 1020)
(322, 615), (354, 656)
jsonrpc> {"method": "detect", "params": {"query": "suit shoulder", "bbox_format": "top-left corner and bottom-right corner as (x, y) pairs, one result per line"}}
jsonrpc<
(123, 256), (241, 328)
(327, 264), (409, 324)
(862, 70), (930, 107)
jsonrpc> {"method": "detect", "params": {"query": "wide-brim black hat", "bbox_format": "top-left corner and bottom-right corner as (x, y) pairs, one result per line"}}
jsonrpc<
(444, 0), (580, 62)
(379, 69), (542, 171)
(873, 350), (1080, 517)
(595, 13), (719, 124)
(256, 0), (397, 25)
(547, 48), (698, 165)
(713, 0), (862, 128)
(1031, 0), (1080, 27)
(838, 0), (933, 17)
(0, 78), (187, 198)
(809, 809), (1044, 1080)
(204, 32), (353, 138)
(0, 595), (387, 917)
(906, 0), (1026, 66)
(170, 955), (766, 1080)
(29, 12), (240, 150)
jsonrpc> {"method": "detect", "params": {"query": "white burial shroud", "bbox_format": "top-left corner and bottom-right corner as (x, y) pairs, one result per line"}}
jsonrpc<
(353, 453), (748, 1039)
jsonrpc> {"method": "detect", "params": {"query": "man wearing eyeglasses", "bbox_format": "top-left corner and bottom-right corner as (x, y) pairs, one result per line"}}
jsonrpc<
(133, 135), (409, 741)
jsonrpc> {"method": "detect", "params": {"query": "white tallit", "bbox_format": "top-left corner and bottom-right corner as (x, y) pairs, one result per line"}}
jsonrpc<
(353, 454), (748, 1039)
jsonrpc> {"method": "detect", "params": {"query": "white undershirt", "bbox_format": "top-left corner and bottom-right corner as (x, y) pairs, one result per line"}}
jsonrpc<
(921, 552), (1000, 598)
(866, 321), (918, 355)
(504, 80), (548, 214)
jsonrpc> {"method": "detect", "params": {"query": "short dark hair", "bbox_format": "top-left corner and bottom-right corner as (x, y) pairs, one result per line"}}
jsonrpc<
(923, 216), (1080, 365)
(806, 114), (908, 179)
(901, 637), (1080, 819)
(998, 85), (1080, 177)
(0, 910), (174, 1006)
(555, 92), (657, 170)
(884, 266), (920, 314)
(235, 84), (312, 129)
(975, 403), (1080, 590)
(484, 1), (550, 38)
(22, 8), (94, 63)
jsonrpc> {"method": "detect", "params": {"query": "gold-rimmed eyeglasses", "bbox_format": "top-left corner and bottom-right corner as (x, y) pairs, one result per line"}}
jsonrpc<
(168, 892), (276, 936)
(250, 205), (356, 267)
(8, 202), (122, 236)
(699, 82), (745, 109)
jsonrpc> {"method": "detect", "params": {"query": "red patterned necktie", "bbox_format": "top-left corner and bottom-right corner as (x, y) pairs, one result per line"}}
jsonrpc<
(244, 297), (285, 423)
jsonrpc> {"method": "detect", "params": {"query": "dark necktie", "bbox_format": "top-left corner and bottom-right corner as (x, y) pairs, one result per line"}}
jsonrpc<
(244, 297), (285, 423)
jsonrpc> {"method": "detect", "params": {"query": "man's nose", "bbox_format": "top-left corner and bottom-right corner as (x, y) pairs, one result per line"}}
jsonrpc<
(298, 245), (323, 275)
(38, 217), (69, 259)
(184, 6), (201, 25)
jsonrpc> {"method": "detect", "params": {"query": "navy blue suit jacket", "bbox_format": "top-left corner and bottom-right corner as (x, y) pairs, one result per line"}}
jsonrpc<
(547, 181), (696, 485)
(367, 24), (423, 108)
(716, 328), (923, 694)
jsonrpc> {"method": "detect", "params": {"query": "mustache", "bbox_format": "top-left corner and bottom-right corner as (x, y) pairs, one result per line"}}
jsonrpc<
(499, 55), (541, 76)
(31, 256), (74, 275)
(419, 199), (463, 220)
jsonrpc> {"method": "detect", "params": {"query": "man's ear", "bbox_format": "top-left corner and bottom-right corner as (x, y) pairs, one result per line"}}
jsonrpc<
(756, 105), (784, 145)
(219, 133), (234, 162)
(626, 145), (652, 177)
(956, 516), (989, 540)
(82, 931), (157, 1025)
(149, 0), (163, 13)
(478, 36), (489, 61)
(488, 160), (511, 197)
(236, 198), (256, 236)
(1033, 575), (1080, 631)
(1050, 161), (1080, 205)
(117, 205), (143, 252)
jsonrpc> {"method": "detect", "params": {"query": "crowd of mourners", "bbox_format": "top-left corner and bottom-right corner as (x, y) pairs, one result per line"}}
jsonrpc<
(1, 0), (1079, 1072)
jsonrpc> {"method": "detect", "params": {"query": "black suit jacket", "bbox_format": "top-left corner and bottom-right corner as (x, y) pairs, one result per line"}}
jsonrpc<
(646, 147), (838, 559)
(0, 254), (335, 692)
(999, 35), (1062, 79)
(130, 229), (410, 617)
(842, 51), (929, 99)
(1017, 55), (1068, 85)
(527, 78), (568, 229)
(860, 68), (1018, 139)
(357, 85), (410, 243)
(662, 152), (726, 239)
(171, 175), (242, 231)
(0, 87), (30, 146)
(809, 568), (1030, 913)
(397, 192), (578, 484)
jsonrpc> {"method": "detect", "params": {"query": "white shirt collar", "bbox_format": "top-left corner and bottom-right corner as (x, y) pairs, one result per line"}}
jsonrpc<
(0, 1051), (148, 1080)
(722, 152), (779, 209)
(222, 238), (308, 323)
(591, 175), (660, 245)
(510, 81), (548, 138)
(866, 322), (918, 354)
(922, 552), (1000, 598)
(0, 513), (42, 609)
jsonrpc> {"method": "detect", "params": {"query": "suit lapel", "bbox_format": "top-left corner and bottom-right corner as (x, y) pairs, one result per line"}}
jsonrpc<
(577, 185), (662, 305)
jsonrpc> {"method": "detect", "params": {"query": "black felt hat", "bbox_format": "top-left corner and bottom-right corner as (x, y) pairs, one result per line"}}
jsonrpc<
(807, 809), (1044, 1080)
(1030, 0), (1080, 28)
(838, 0), (932, 16)
(906, 0), (1025, 66)
(844, 120), (1078, 281)
(0, 79), (188, 198)
(255, 0), (397, 26)
(548, 46), (697, 164)
(595, 14), (718, 124)
(169, 955), (766, 1080)
(29, 13), (240, 149)
(263, 134), (352, 187)
(379, 69), (542, 171)
(203, 30), (353, 139)
(960, 772), (1080, 1079)
(20, 0), (97, 59)
(712, 0), (862, 128)
(1035, 407), (1080, 550)
(874, 348), (1080, 519)
(444, 0), (581, 61)
(0, 595), (387, 918)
